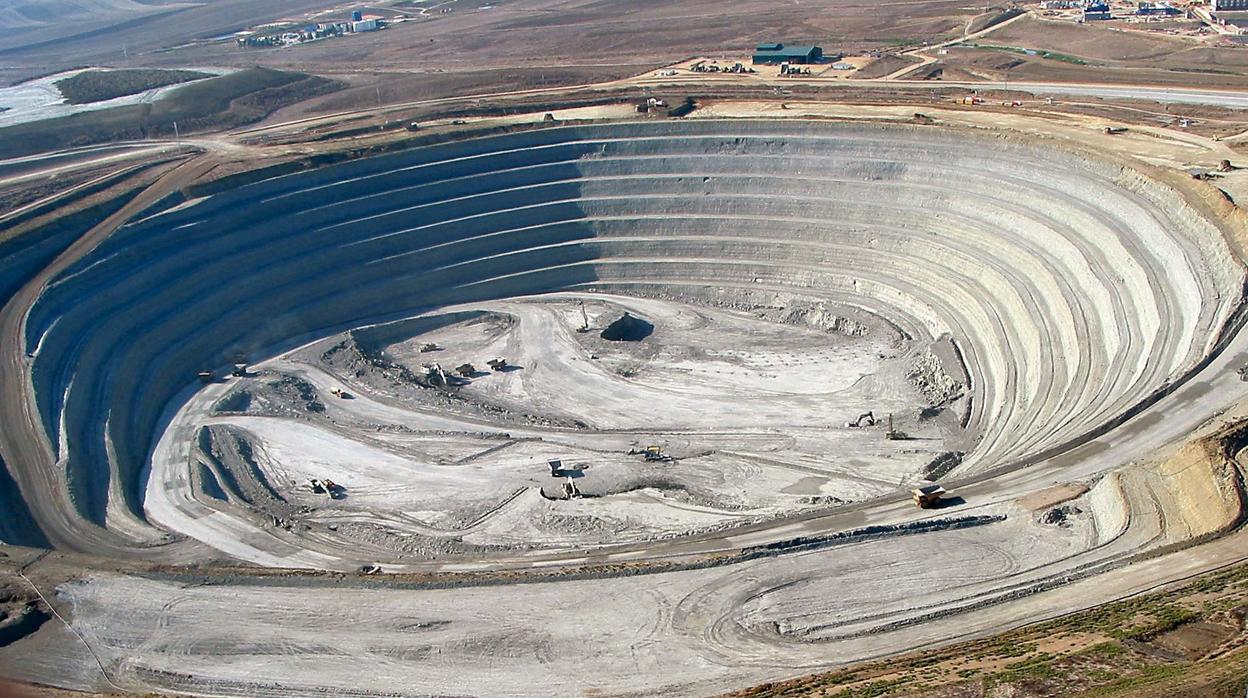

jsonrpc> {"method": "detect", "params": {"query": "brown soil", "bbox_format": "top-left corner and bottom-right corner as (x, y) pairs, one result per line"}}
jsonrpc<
(851, 54), (923, 80)
(1151, 622), (1237, 660)
(936, 14), (1248, 89)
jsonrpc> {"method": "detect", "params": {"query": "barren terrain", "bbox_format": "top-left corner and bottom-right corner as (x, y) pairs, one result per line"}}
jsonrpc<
(0, 113), (1244, 697)
(4, 2), (1248, 690)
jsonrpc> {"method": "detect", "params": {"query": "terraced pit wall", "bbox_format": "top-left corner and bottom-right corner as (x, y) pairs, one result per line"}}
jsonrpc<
(5, 120), (1244, 552)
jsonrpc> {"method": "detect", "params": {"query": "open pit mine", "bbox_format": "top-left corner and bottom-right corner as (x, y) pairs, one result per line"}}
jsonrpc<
(2, 119), (1247, 696)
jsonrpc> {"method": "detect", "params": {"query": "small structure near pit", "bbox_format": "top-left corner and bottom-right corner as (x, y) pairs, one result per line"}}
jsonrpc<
(912, 484), (946, 509)
(752, 42), (826, 65)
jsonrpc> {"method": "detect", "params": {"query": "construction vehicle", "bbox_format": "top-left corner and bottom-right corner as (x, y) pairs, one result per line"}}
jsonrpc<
(330, 387), (351, 399)
(359, 563), (382, 575)
(197, 370), (214, 384)
(487, 357), (508, 371)
(886, 413), (909, 440)
(960, 96), (984, 105)
(308, 478), (343, 498)
(421, 363), (449, 386)
(639, 445), (674, 463)
(560, 478), (581, 500)
(846, 411), (876, 428)
(231, 363), (247, 377)
(1103, 126), (1127, 135)
(912, 484), (946, 509)
(455, 363), (477, 377)
(419, 342), (440, 353)
(1220, 159), (1234, 173)
(577, 300), (591, 332)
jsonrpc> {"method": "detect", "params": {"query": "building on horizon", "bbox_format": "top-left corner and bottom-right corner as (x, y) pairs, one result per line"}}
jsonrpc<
(752, 43), (826, 65)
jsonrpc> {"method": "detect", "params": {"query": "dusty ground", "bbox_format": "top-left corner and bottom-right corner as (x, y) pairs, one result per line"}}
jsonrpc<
(1, 0), (997, 102)
(2, 71), (1248, 698)
(904, 13), (1248, 89)
(169, 294), (958, 559)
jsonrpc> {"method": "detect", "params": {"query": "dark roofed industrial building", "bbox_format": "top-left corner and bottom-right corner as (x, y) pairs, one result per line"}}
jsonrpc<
(752, 43), (825, 65)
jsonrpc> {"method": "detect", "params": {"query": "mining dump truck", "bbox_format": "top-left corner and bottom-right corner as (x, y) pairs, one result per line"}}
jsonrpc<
(455, 363), (476, 377)
(197, 371), (214, 384)
(912, 484), (946, 509)
(487, 358), (508, 371)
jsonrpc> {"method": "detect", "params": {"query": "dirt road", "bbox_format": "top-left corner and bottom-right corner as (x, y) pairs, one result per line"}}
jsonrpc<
(0, 154), (219, 555)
